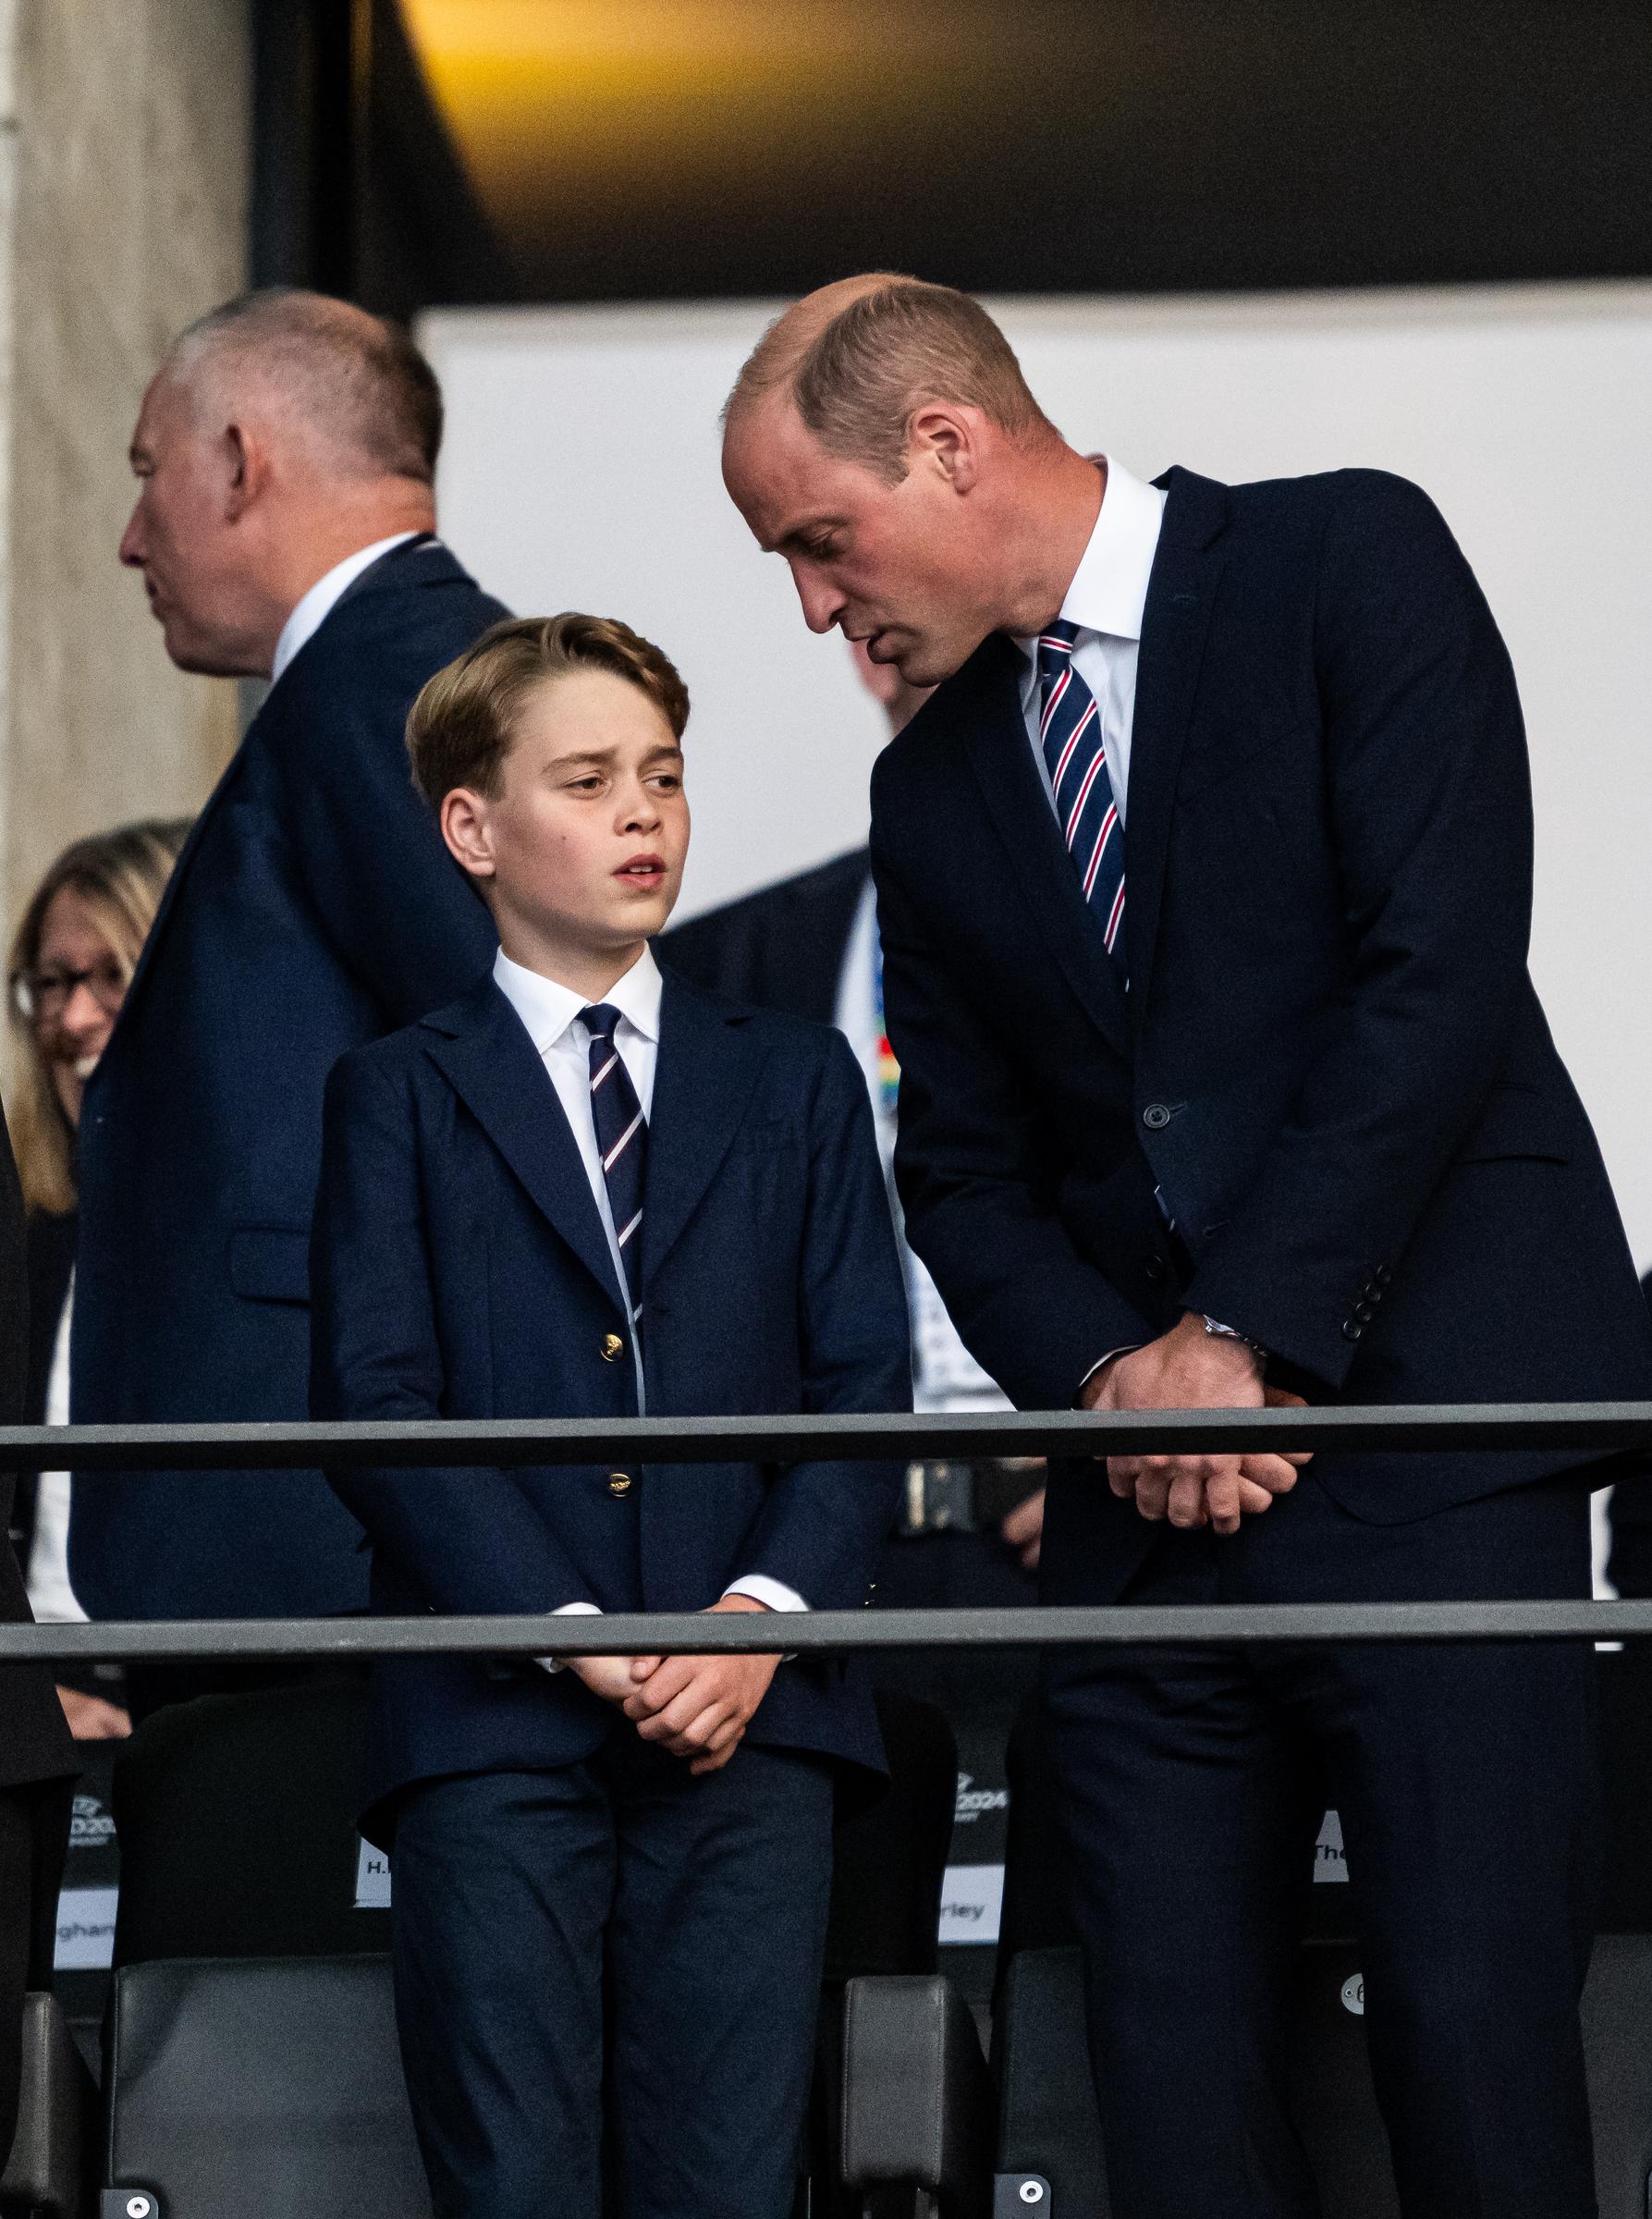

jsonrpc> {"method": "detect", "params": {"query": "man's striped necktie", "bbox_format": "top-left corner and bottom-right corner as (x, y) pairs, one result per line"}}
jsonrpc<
(581, 1003), (646, 1320)
(1036, 619), (1127, 974)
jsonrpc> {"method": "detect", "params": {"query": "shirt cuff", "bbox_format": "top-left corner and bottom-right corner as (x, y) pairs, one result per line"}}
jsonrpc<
(537, 1600), (603, 1675)
(722, 1575), (808, 1614)
(1075, 1345), (1142, 1403)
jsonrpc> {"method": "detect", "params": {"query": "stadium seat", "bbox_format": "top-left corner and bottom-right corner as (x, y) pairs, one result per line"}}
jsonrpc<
(101, 1955), (430, 2217)
(839, 1972), (996, 2218)
(0, 1992), (93, 2218)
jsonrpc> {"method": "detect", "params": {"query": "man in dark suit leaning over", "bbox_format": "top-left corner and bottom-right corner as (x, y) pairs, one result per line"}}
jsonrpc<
(71, 291), (506, 1698)
(723, 276), (1652, 2217)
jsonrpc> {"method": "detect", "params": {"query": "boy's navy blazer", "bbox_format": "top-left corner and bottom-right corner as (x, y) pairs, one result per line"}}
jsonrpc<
(310, 966), (910, 1833)
(70, 539), (508, 1622)
(870, 466), (1652, 1593)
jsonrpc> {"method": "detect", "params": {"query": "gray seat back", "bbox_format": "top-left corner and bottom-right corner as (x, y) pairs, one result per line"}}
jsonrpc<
(104, 1955), (430, 2218)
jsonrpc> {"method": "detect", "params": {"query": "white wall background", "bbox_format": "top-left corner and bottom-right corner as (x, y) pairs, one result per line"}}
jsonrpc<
(422, 284), (1652, 1269)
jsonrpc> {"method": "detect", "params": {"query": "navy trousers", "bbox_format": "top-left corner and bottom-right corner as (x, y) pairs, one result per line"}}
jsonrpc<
(389, 1735), (835, 2219)
(1045, 1470), (1602, 2219)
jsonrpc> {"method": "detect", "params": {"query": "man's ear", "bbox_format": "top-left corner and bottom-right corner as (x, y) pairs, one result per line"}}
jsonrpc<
(908, 400), (983, 495)
(221, 421), (272, 524)
(439, 788), (496, 880)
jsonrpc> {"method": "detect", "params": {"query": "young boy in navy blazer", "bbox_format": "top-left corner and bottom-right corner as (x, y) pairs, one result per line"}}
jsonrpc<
(309, 613), (909, 2219)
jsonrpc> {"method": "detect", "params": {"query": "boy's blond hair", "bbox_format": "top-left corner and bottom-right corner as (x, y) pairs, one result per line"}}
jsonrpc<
(407, 613), (690, 811)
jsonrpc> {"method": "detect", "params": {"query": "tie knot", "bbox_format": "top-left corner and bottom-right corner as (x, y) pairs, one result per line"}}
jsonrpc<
(581, 1003), (621, 1044)
(1035, 618), (1083, 688)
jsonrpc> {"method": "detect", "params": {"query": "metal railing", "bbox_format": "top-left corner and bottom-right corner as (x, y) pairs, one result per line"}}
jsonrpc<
(3, 1402), (1647, 1663)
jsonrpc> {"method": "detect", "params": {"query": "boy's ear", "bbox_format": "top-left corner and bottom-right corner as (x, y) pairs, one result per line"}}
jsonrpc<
(439, 787), (496, 881)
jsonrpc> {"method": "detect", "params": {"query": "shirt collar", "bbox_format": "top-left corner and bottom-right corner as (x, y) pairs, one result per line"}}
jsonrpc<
(1013, 455), (1167, 680)
(493, 942), (664, 1055)
(269, 531), (423, 685)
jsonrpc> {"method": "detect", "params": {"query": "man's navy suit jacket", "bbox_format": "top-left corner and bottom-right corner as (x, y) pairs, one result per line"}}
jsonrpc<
(870, 466), (1652, 1600)
(70, 539), (507, 1621)
(309, 967), (910, 1833)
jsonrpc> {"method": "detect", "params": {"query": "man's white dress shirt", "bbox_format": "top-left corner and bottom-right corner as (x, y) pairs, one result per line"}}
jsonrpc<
(835, 881), (1008, 1415)
(1012, 455), (1168, 830)
(492, 945), (802, 1624)
(269, 532), (424, 686)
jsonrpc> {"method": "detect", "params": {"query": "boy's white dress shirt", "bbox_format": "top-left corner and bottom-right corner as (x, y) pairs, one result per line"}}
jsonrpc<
(493, 944), (804, 1626)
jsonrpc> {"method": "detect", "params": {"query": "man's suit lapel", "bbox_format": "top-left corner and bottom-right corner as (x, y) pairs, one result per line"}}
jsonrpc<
(422, 981), (623, 1307)
(1123, 468), (1229, 1011)
(955, 634), (1132, 1059)
(641, 974), (766, 1289)
(102, 740), (251, 1050)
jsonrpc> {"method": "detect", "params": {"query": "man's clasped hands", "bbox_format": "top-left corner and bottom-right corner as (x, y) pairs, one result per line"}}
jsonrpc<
(1083, 1310), (1313, 1537)
(561, 1593), (779, 1774)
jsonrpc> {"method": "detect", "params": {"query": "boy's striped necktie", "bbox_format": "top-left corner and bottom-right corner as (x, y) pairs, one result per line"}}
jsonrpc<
(581, 1003), (647, 1318)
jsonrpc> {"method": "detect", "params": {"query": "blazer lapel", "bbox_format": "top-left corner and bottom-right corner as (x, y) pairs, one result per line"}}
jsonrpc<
(104, 742), (250, 1044)
(1123, 468), (1229, 1011)
(422, 981), (623, 1307)
(641, 974), (767, 1289)
(955, 633), (1132, 1059)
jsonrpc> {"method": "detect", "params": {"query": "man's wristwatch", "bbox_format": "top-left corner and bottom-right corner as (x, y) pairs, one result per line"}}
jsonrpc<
(1201, 1314), (1269, 1363)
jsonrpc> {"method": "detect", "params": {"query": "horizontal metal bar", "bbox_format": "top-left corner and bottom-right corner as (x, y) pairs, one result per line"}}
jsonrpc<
(7, 1403), (1652, 1470)
(2, 1600), (1650, 1665)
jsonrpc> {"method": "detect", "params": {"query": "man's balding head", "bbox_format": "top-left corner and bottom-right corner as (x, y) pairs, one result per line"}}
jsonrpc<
(726, 274), (1055, 484)
(722, 275), (1098, 687)
(122, 289), (444, 679)
(165, 289), (443, 485)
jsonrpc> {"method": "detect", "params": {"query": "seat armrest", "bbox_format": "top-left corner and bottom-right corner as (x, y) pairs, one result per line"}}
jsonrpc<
(0, 1992), (92, 2217)
(840, 1974), (995, 2219)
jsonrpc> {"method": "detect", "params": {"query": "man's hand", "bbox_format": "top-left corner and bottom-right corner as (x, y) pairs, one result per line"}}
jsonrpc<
(1000, 1487), (1046, 1571)
(1083, 1313), (1311, 1536)
(55, 1686), (132, 1740)
(622, 1593), (782, 1775)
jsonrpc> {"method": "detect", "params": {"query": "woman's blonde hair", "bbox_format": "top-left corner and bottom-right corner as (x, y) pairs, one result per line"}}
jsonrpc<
(6, 819), (190, 1214)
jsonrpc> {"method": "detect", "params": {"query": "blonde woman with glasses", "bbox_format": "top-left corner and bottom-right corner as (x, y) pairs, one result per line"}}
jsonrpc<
(6, 820), (190, 1738)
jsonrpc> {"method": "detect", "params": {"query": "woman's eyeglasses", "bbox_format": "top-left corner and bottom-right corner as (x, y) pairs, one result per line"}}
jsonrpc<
(10, 961), (128, 1024)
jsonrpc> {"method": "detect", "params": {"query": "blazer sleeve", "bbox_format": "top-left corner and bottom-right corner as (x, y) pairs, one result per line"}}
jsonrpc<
(280, 626), (499, 1027)
(728, 1032), (910, 1611)
(870, 786), (1154, 1407)
(1184, 472), (1536, 1388)
(310, 1049), (599, 1615)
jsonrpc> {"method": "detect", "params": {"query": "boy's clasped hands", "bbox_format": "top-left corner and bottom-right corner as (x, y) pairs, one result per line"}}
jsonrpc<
(561, 1593), (782, 1775)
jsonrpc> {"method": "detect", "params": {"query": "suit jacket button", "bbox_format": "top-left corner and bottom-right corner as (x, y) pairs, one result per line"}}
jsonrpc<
(601, 1333), (624, 1362)
(1144, 1256), (1167, 1286)
(607, 1473), (633, 1496)
(1142, 1103), (1172, 1132)
(1363, 1281), (1381, 1302)
(1377, 1266), (1392, 1285)
(1342, 1320), (1363, 1342)
(1355, 1302), (1374, 1323)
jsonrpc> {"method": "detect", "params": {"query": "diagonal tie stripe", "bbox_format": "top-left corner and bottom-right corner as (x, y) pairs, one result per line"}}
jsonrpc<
(580, 1003), (648, 1318)
(1036, 619), (1127, 973)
